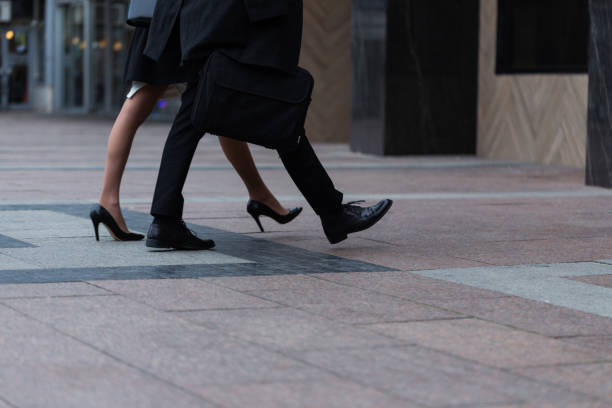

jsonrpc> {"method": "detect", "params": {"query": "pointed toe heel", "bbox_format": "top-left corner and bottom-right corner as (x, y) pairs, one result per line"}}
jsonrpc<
(246, 200), (303, 233)
(89, 204), (144, 242)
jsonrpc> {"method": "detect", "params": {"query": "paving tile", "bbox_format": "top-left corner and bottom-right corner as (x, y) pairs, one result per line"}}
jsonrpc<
(202, 274), (326, 291)
(89, 278), (277, 311)
(560, 336), (612, 356)
(294, 346), (587, 407)
(199, 379), (410, 408)
(247, 283), (462, 324)
(0, 282), (109, 298)
(3, 295), (324, 392)
(0, 398), (13, 408)
(368, 319), (601, 368)
(178, 307), (402, 352)
(513, 363), (612, 402)
(0, 304), (211, 408)
(424, 296), (612, 338)
(0, 238), (250, 270)
(570, 274), (612, 289)
(412, 263), (612, 319)
(0, 254), (38, 270)
(311, 271), (509, 302)
(486, 402), (609, 408)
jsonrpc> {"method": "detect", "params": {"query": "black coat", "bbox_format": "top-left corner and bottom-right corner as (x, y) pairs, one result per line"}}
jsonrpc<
(143, 0), (303, 74)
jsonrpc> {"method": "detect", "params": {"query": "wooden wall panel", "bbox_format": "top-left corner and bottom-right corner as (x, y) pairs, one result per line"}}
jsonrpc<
(300, 0), (352, 143)
(478, 0), (588, 168)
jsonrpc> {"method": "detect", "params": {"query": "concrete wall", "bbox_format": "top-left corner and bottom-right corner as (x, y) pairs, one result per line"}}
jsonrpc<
(478, 0), (588, 168)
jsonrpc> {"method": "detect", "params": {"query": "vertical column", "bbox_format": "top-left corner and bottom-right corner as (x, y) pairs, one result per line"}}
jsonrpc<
(587, 0), (612, 188)
(350, 0), (479, 156)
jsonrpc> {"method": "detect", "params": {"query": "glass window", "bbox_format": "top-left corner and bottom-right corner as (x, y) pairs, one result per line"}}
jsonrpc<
(496, 0), (589, 74)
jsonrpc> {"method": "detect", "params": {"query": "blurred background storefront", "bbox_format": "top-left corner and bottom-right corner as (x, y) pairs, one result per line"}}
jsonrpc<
(0, 0), (135, 114)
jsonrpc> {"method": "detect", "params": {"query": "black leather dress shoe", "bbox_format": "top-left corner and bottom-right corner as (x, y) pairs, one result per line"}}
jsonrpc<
(146, 218), (215, 250)
(321, 199), (393, 244)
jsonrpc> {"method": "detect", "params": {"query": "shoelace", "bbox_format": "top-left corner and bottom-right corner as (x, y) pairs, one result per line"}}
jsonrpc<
(343, 200), (366, 216)
(181, 220), (199, 237)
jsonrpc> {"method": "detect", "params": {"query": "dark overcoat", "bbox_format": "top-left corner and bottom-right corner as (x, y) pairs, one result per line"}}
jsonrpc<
(144, 0), (303, 74)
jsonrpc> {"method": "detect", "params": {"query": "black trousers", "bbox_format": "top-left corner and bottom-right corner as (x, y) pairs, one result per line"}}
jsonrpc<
(150, 82), (344, 219)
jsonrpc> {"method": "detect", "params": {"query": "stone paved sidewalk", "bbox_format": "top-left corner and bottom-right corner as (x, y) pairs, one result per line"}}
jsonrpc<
(0, 113), (611, 407)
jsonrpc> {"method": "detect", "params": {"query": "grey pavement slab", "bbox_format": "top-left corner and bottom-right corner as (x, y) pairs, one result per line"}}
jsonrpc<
(0, 304), (211, 408)
(0, 282), (110, 299)
(3, 295), (326, 392)
(90, 278), (278, 311)
(294, 346), (590, 407)
(0, 236), (250, 270)
(0, 254), (38, 270)
(198, 379), (410, 408)
(177, 307), (402, 352)
(368, 319), (602, 368)
(411, 262), (612, 318)
(0, 233), (34, 248)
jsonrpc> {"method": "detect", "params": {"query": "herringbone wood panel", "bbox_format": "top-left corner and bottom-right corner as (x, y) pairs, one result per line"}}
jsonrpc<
(300, 0), (351, 143)
(478, 0), (587, 168)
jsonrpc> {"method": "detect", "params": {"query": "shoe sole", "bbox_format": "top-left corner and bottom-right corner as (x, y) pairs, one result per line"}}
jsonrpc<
(327, 200), (394, 244)
(146, 238), (215, 250)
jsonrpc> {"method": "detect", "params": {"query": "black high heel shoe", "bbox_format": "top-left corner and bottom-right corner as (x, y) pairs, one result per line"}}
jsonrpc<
(90, 204), (144, 242)
(246, 200), (303, 232)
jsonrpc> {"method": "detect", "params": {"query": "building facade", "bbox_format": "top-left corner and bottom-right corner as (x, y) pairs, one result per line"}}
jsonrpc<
(1, 0), (606, 180)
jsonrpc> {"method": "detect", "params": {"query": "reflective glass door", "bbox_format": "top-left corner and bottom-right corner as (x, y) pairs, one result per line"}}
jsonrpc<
(59, 2), (86, 110)
(0, 27), (32, 108)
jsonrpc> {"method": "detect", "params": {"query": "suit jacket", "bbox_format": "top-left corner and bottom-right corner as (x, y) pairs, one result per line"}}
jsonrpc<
(144, 0), (303, 74)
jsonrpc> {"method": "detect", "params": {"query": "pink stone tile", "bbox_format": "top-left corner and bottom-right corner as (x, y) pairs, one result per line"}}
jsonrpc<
(424, 296), (612, 338)
(368, 318), (601, 368)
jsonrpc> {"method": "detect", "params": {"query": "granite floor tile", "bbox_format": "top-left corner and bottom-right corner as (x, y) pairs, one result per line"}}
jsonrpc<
(560, 336), (612, 356)
(177, 307), (402, 352)
(0, 254), (38, 270)
(3, 295), (325, 391)
(368, 319), (601, 368)
(89, 278), (278, 311)
(0, 282), (109, 299)
(0, 305), (211, 408)
(294, 346), (587, 407)
(0, 398), (13, 408)
(1, 238), (250, 270)
(248, 284), (461, 324)
(423, 296), (612, 338)
(311, 271), (509, 302)
(201, 274), (326, 291)
(199, 379), (410, 408)
(512, 363), (612, 402)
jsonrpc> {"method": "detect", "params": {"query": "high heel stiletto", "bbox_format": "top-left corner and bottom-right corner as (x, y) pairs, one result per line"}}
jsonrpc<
(246, 200), (303, 232)
(90, 204), (145, 242)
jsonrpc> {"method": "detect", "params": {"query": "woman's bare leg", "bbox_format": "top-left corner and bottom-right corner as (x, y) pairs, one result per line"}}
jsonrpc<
(218, 136), (289, 215)
(98, 84), (168, 232)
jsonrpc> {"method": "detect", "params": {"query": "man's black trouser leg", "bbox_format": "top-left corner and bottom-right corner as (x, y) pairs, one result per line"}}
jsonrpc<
(151, 82), (343, 220)
(150, 83), (202, 219)
(278, 135), (343, 217)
